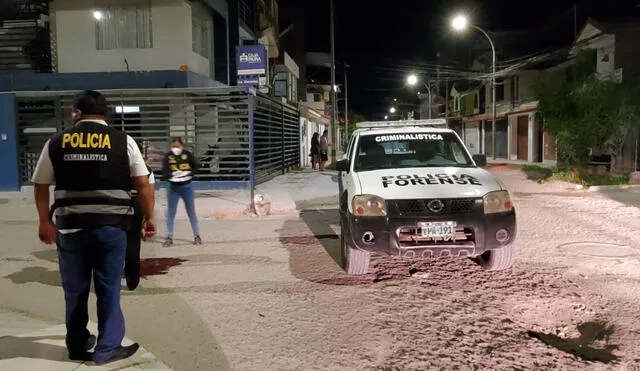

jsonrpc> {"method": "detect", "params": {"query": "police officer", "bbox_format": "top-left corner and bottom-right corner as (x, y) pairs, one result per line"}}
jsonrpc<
(125, 141), (155, 291)
(31, 90), (156, 364)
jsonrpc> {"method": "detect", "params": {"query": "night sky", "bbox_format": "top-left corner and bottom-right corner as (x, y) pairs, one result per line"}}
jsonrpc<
(279, 0), (640, 119)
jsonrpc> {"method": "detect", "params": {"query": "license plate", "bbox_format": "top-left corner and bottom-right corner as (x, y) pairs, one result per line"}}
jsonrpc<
(419, 221), (456, 240)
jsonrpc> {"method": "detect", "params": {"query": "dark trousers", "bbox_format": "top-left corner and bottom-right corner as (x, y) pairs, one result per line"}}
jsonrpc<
(125, 198), (143, 288)
(56, 226), (126, 363)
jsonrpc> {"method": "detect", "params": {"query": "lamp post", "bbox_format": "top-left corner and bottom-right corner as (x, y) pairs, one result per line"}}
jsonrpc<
(406, 74), (432, 119)
(452, 14), (497, 160)
(329, 0), (337, 163)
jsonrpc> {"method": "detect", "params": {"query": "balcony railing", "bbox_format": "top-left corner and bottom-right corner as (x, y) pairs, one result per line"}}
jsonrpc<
(257, 0), (278, 32)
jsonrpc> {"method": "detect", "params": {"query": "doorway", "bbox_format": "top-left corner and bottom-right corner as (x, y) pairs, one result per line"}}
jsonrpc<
(463, 123), (480, 155)
(517, 115), (528, 161)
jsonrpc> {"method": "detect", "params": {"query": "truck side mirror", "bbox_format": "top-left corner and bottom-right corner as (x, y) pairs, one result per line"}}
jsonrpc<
(336, 159), (350, 172)
(473, 154), (487, 167)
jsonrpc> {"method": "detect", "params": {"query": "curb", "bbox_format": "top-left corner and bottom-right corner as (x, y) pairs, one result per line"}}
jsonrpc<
(586, 184), (640, 192)
(164, 201), (298, 220)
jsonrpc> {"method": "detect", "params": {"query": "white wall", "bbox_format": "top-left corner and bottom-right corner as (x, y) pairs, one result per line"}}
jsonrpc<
(52, 0), (213, 77)
(515, 70), (541, 103)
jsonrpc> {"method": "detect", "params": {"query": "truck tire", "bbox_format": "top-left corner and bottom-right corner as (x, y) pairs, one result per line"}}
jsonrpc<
(476, 243), (517, 271)
(341, 231), (370, 275)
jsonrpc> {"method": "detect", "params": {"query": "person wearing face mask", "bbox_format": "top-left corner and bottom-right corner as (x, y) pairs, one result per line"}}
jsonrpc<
(161, 137), (202, 247)
(31, 90), (156, 364)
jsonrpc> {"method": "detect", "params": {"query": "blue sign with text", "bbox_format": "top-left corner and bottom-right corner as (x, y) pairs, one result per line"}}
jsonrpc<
(236, 45), (267, 76)
(238, 75), (260, 87)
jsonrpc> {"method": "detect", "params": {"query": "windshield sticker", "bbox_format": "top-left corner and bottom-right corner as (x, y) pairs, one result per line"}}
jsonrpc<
(381, 174), (482, 188)
(375, 134), (443, 142)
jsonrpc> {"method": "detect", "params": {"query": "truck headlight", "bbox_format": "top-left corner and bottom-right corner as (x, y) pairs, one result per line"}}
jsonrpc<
(352, 195), (387, 217)
(483, 190), (513, 214)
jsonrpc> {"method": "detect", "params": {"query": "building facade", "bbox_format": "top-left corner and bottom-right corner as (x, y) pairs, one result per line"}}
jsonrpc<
(0, 0), (309, 191)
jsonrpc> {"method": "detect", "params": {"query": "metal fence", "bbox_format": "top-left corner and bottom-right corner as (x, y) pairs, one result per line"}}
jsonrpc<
(253, 95), (300, 184)
(14, 87), (300, 189)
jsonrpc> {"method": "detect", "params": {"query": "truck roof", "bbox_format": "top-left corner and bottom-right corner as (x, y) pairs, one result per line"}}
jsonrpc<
(353, 126), (455, 136)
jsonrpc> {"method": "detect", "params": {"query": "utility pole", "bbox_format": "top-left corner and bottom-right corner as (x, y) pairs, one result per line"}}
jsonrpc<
(329, 0), (337, 163)
(344, 62), (349, 150)
(574, 4), (578, 39)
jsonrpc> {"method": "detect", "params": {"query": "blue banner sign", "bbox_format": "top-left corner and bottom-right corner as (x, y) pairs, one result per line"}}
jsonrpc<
(236, 45), (267, 76)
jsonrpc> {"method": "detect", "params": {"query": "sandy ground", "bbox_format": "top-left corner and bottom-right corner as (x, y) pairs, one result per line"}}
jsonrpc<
(2, 169), (640, 370)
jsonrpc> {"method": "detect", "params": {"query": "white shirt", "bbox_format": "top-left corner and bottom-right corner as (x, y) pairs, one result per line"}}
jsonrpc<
(31, 120), (151, 233)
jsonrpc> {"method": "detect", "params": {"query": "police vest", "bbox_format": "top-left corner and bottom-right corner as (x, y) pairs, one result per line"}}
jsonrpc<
(48, 121), (133, 230)
(164, 150), (195, 185)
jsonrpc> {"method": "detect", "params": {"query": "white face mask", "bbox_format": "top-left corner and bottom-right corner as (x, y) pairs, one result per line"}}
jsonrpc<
(171, 147), (182, 156)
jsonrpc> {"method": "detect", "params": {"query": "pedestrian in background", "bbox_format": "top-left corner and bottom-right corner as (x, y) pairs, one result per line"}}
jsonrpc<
(125, 141), (156, 291)
(319, 129), (329, 171)
(32, 90), (156, 364)
(310, 132), (320, 170)
(161, 137), (202, 247)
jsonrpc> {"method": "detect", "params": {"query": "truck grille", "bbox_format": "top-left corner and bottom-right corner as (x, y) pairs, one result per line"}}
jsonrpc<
(396, 226), (474, 248)
(391, 198), (478, 216)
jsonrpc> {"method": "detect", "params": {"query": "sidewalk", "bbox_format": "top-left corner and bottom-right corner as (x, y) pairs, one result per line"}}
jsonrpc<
(0, 169), (340, 222)
(156, 169), (339, 220)
(0, 309), (172, 370)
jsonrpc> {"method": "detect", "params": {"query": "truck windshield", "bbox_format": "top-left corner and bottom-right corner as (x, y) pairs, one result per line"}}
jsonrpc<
(353, 132), (474, 171)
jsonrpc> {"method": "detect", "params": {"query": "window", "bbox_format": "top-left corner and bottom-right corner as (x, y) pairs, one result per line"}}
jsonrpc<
(95, 2), (153, 50)
(354, 132), (474, 172)
(192, 2), (213, 58)
(273, 72), (288, 97)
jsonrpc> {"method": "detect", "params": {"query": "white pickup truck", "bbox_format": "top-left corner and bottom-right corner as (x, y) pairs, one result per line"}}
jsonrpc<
(336, 120), (517, 275)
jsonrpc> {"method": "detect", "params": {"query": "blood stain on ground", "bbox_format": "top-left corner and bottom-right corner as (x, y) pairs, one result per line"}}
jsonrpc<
(140, 257), (187, 278)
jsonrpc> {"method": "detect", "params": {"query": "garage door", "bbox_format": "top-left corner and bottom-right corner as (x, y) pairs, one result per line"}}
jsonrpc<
(464, 124), (480, 155)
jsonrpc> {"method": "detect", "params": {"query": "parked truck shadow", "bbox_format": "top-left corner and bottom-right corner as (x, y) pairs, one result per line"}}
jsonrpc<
(278, 208), (375, 285)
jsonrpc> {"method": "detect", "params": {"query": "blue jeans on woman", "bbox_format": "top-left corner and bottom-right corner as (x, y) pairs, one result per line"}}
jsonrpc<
(166, 183), (200, 239)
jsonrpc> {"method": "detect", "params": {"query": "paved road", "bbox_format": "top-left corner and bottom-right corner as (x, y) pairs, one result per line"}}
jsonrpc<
(2, 171), (640, 370)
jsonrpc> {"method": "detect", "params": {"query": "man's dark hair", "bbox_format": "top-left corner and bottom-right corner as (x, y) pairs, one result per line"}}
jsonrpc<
(73, 90), (109, 116)
(171, 137), (184, 145)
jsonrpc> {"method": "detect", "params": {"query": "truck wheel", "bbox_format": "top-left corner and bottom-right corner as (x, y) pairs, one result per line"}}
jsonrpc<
(475, 243), (517, 271)
(341, 232), (370, 275)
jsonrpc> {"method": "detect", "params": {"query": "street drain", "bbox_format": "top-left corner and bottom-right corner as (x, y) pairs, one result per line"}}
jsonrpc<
(0, 199), (8, 204)
(527, 321), (619, 363)
(557, 242), (638, 258)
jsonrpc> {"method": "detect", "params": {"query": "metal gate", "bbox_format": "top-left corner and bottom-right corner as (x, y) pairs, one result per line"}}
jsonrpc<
(14, 87), (300, 189)
(253, 95), (300, 184)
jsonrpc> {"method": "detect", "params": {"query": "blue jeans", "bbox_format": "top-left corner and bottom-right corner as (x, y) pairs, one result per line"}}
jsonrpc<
(56, 226), (126, 362)
(166, 183), (200, 239)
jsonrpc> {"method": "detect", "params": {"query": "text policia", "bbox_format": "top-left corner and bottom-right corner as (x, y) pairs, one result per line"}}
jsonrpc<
(382, 174), (483, 188)
(62, 132), (111, 149)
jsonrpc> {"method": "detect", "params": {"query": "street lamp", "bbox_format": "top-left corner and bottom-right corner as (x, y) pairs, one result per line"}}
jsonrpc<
(389, 107), (396, 114)
(451, 14), (497, 160)
(406, 74), (432, 119)
(384, 115), (388, 120)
